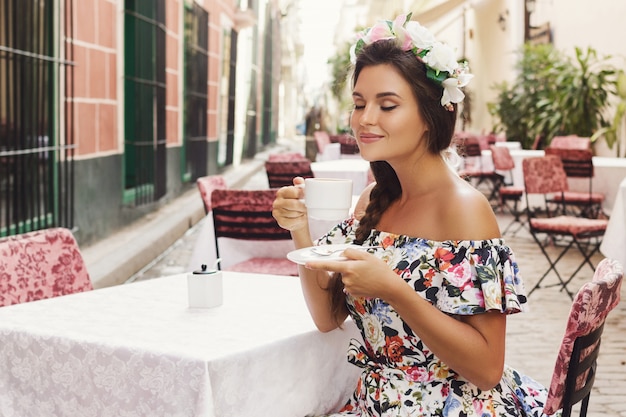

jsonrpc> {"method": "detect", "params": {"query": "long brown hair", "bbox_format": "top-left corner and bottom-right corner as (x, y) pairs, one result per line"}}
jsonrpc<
(328, 39), (458, 324)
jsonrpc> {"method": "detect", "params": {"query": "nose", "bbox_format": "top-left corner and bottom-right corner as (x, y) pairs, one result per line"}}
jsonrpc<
(358, 106), (375, 126)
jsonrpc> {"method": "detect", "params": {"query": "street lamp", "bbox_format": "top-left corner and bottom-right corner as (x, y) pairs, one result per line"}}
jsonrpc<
(524, 0), (536, 41)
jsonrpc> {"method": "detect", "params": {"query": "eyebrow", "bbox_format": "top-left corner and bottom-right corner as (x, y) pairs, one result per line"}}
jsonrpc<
(352, 91), (401, 99)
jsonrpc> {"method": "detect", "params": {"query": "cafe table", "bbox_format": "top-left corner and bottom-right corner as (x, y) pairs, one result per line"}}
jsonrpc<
(0, 272), (361, 417)
(600, 176), (626, 268)
(311, 158), (371, 196)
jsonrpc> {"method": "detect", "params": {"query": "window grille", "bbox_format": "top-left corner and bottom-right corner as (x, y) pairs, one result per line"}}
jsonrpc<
(123, 0), (167, 205)
(182, 2), (208, 182)
(0, 0), (75, 237)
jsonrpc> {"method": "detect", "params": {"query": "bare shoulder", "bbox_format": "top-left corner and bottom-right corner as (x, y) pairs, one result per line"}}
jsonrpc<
(445, 179), (501, 240)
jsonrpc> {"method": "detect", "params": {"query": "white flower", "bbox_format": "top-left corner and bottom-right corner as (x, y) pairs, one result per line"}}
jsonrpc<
(349, 43), (358, 64)
(441, 76), (473, 106)
(361, 314), (384, 345)
(404, 21), (436, 51)
(456, 72), (473, 88)
(422, 42), (459, 74)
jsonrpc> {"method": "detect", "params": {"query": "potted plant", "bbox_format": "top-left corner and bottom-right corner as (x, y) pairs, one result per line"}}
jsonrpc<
(488, 43), (619, 151)
(591, 70), (626, 157)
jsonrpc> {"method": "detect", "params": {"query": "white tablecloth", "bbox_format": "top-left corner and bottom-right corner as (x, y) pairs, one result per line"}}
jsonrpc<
(494, 141), (522, 150)
(311, 159), (371, 196)
(601, 177), (626, 268)
(0, 273), (361, 417)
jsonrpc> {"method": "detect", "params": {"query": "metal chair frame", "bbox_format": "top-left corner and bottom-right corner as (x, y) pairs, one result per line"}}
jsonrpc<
(522, 156), (608, 299)
(544, 148), (605, 219)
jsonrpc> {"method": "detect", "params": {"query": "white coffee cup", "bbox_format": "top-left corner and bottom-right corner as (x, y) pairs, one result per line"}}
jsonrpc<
(304, 178), (353, 221)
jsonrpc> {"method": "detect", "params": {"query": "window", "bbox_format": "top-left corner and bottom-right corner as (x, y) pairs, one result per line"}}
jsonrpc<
(182, 2), (209, 181)
(0, 0), (75, 237)
(123, 0), (167, 205)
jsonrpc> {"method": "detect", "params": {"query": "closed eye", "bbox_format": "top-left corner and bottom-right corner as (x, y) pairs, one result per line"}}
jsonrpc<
(381, 105), (397, 111)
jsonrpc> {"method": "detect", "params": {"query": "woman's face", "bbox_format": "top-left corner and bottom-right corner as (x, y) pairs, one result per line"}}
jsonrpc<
(350, 63), (429, 163)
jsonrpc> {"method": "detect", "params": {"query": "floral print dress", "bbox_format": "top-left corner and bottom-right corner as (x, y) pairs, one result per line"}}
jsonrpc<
(315, 218), (552, 417)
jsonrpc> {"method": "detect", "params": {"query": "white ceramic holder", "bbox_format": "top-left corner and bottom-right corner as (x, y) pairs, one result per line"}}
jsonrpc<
(187, 263), (223, 308)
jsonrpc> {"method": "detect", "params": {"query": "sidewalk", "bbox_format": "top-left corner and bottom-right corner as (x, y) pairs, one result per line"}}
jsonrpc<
(81, 137), (304, 289)
(82, 141), (626, 417)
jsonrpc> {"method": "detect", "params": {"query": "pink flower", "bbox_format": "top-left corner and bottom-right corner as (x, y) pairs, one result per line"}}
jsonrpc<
(363, 21), (394, 44)
(447, 262), (473, 290)
(406, 366), (432, 382)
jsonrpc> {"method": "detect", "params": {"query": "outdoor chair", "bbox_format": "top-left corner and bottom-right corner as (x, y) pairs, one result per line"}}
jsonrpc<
(267, 152), (307, 162)
(544, 147), (605, 219)
(543, 257), (623, 417)
(264, 159), (314, 188)
(196, 175), (228, 215)
(313, 131), (340, 161)
(338, 134), (360, 158)
(0, 227), (93, 307)
(456, 134), (499, 200)
(489, 145), (525, 235)
(522, 156), (608, 299)
(549, 135), (592, 151)
(210, 188), (298, 276)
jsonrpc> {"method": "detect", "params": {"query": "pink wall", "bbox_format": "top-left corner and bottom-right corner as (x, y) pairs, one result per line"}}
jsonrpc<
(70, 0), (117, 157)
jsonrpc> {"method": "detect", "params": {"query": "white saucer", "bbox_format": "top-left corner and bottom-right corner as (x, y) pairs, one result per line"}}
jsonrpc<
(287, 244), (355, 265)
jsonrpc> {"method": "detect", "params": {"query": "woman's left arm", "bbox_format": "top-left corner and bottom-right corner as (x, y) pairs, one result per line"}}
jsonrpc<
(386, 285), (506, 391)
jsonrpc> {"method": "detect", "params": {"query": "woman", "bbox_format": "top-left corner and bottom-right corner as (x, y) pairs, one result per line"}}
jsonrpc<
(273, 13), (550, 417)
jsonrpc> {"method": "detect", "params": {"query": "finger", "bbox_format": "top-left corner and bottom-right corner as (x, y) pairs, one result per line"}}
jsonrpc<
(342, 248), (375, 260)
(276, 185), (302, 200)
(293, 176), (305, 186)
(304, 259), (347, 273)
(273, 194), (305, 211)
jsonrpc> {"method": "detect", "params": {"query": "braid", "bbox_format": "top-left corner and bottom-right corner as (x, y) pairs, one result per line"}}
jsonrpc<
(328, 161), (401, 325)
(355, 161), (401, 243)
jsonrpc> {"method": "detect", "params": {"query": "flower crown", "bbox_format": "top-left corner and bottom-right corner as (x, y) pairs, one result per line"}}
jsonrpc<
(349, 12), (473, 111)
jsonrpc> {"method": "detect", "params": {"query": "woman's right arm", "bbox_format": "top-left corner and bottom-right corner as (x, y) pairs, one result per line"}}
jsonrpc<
(272, 178), (348, 332)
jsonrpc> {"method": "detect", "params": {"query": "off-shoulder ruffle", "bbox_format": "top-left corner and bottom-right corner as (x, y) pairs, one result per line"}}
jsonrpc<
(319, 218), (529, 315)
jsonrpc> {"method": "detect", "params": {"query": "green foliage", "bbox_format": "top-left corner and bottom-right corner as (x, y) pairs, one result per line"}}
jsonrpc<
(591, 70), (626, 156)
(328, 41), (352, 103)
(489, 44), (618, 150)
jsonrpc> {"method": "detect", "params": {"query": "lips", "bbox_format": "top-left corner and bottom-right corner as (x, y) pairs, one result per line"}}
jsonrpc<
(358, 133), (384, 144)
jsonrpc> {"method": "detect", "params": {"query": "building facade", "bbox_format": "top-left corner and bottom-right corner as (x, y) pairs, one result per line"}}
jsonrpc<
(0, 0), (285, 244)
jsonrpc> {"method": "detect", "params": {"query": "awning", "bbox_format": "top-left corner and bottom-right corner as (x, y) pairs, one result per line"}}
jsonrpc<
(414, 0), (469, 26)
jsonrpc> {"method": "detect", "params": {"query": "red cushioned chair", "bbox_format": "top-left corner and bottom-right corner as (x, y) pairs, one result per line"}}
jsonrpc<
(313, 131), (341, 161)
(549, 135), (591, 151)
(338, 134), (360, 158)
(0, 227), (93, 307)
(210, 189), (298, 276)
(196, 175), (228, 215)
(543, 258), (623, 417)
(544, 147), (605, 219)
(489, 145), (525, 235)
(522, 156), (608, 299)
(264, 159), (314, 189)
(456, 133), (499, 199)
(267, 152), (307, 162)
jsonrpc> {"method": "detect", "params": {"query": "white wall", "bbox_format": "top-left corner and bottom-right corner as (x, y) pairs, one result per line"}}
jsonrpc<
(537, 0), (626, 62)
